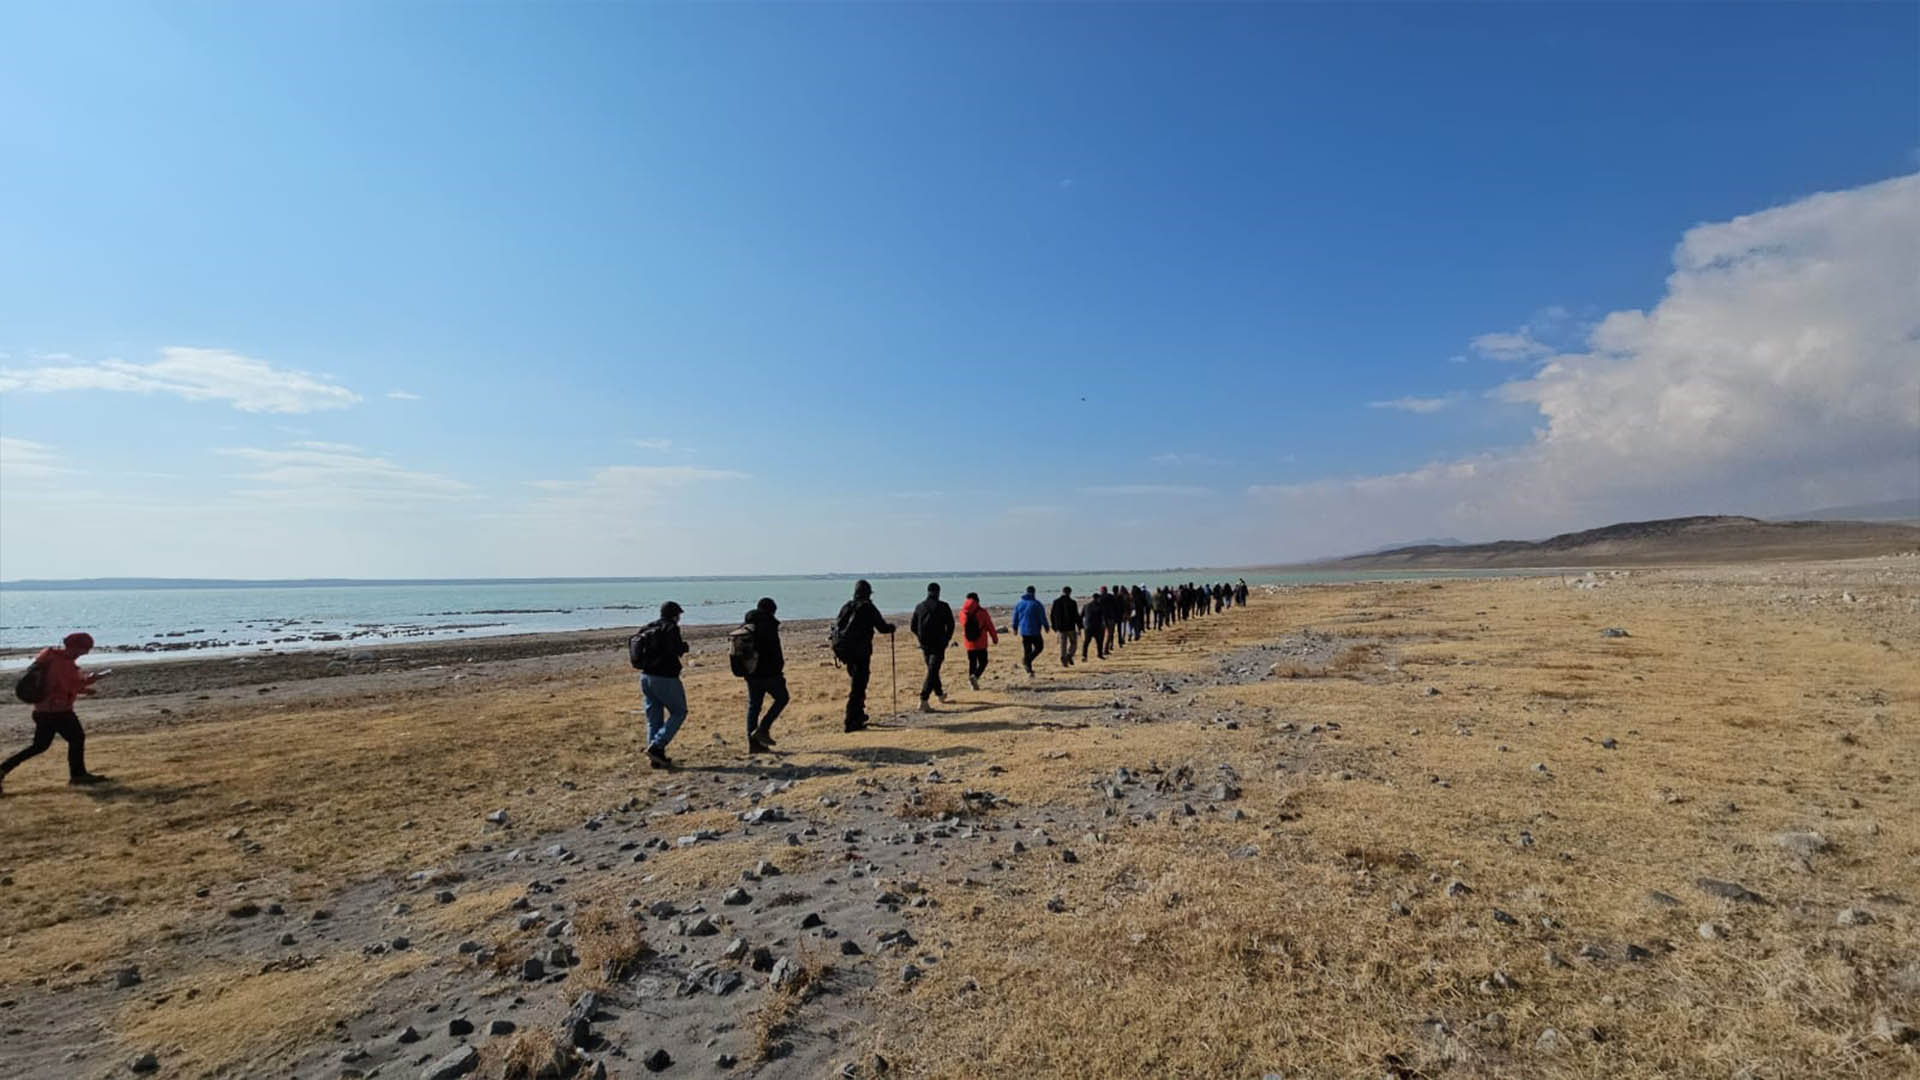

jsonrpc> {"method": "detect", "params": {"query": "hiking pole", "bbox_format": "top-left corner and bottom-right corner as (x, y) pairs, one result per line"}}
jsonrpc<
(890, 632), (898, 717)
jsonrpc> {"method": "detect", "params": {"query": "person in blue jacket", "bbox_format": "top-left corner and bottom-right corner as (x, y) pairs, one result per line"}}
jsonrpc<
(1010, 585), (1050, 677)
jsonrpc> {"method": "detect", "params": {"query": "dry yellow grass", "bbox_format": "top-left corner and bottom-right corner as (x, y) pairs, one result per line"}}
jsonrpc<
(2, 562), (1914, 1077)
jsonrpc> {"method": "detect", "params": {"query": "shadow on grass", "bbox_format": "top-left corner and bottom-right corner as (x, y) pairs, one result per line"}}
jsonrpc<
(820, 744), (984, 766)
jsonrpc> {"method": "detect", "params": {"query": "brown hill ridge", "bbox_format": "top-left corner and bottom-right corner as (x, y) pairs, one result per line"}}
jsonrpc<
(1335, 514), (1920, 568)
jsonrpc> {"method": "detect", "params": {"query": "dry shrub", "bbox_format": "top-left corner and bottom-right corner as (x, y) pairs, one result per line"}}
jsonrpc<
(896, 787), (974, 820)
(493, 1026), (566, 1080)
(750, 950), (829, 1062)
(573, 908), (648, 990)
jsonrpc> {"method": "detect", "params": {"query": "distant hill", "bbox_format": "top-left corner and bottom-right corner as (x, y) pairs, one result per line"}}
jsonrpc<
(1332, 515), (1920, 569)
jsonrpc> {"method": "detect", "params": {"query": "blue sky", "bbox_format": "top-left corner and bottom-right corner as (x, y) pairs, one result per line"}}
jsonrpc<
(2, 2), (1916, 579)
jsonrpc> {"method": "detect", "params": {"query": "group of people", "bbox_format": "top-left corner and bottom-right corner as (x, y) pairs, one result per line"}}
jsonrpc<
(4, 578), (1256, 787)
(624, 576), (1251, 769)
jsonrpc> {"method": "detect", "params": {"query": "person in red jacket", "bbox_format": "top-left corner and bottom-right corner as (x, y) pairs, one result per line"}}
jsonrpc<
(958, 592), (999, 691)
(2, 632), (109, 793)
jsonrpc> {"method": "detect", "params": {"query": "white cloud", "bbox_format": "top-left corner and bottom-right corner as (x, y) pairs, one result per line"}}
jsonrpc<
(386, 390), (422, 401)
(1469, 330), (1553, 363)
(1151, 452), (1233, 467)
(1252, 173), (1920, 552)
(1083, 484), (1211, 497)
(629, 438), (674, 451)
(1367, 393), (1463, 414)
(0, 347), (360, 413)
(219, 443), (471, 502)
(0, 436), (69, 480)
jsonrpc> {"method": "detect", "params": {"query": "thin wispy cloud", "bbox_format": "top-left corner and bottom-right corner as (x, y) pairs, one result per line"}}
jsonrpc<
(0, 436), (70, 480)
(219, 443), (471, 502)
(1368, 393), (1464, 414)
(1151, 452), (1232, 467)
(1082, 484), (1211, 497)
(629, 438), (674, 451)
(0, 347), (360, 413)
(386, 389), (422, 401)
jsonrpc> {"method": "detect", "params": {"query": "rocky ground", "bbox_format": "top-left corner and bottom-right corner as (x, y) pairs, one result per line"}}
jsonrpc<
(2, 560), (1915, 1079)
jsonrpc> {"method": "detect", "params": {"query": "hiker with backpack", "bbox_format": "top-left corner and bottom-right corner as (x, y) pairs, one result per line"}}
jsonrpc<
(1011, 585), (1049, 677)
(909, 582), (955, 712)
(1050, 586), (1081, 668)
(629, 602), (691, 769)
(959, 592), (998, 690)
(2, 632), (110, 794)
(731, 597), (785, 754)
(830, 579), (894, 732)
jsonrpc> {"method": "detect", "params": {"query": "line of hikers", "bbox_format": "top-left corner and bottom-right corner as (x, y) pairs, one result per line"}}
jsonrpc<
(5, 578), (1254, 786)
(622, 577), (1251, 769)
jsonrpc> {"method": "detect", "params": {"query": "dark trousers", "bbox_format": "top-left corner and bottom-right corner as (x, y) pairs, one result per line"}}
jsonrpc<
(1082, 626), (1106, 660)
(920, 649), (946, 702)
(746, 675), (788, 738)
(844, 656), (871, 725)
(967, 648), (988, 681)
(1059, 630), (1077, 666)
(2, 711), (87, 780)
(1020, 635), (1044, 671)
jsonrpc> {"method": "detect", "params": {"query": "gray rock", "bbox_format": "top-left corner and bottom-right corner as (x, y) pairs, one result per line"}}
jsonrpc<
(1535, 1027), (1565, 1051)
(435, 890), (456, 904)
(754, 859), (782, 877)
(648, 900), (679, 918)
(1697, 922), (1727, 940)
(520, 956), (545, 981)
(840, 939), (863, 956)
(799, 912), (824, 929)
(1446, 880), (1472, 897)
(113, 966), (142, 988)
(707, 969), (743, 996)
(1836, 907), (1873, 927)
(447, 1017), (473, 1037)
(900, 962), (922, 985)
(1645, 890), (1681, 908)
(129, 1052), (159, 1074)
(1872, 1014), (1917, 1044)
(715, 1053), (738, 1069)
(1695, 877), (1766, 904)
(278, 933), (297, 946)
(1600, 737), (1617, 750)
(395, 1026), (422, 1044)
(769, 956), (799, 990)
(686, 915), (719, 937)
(722, 937), (748, 960)
(722, 886), (752, 906)
(227, 901), (261, 918)
(1600, 627), (1629, 638)
(488, 1019), (516, 1036)
(643, 1048), (674, 1072)
(484, 809), (509, 825)
(1774, 831), (1832, 858)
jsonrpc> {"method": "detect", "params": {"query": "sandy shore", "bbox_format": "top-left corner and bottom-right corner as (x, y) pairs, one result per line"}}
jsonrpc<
(0, 559), (1914, 1079)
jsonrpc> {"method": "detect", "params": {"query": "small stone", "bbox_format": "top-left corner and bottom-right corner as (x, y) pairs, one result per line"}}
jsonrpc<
(1645, 890), (1681, 908)
(1697, 922), (1726, 940)
(722, 937), (748, 960)
(227, 901), (261, 918)
(278, 933), (297, 946)
(715, 1053), (738, 1069)
(840, 939), (863, 956)
(643, 1048), (674, 1072)
(520, 957), (545, 981)
(436, 890), (456, 904)
(1871, 1014), (1917, 1044)
(1695, 877), (1766, 904)
(769, 956), (799, 990)
(485, 809), (509, 825)
(901, 963), (922, 985)
(686, 915), (719, 937)
(113, 967), (142, 988)
(310, 908), (334, 923)
(1624, 944), (1652, 962)
(799, 912), (825, 929)
(447, 1017), (473, 1037)
(128, 1052), (159, 1074)
(1446, 880), (1472, 897)
(391, 936), (411, 951)
(1536, 1027), (1565, 1052)
(722, 886), (752, 906)
(488, 1019), (516, 1036)
(395, 1025), (422, 1044)
(1774, 830), (1832, 858)
(1600, 737), (1617, 750)
(1545, 949), (1570, 969)
(1836, 907), (1873, 927)
(1390, 901), (1411, 917)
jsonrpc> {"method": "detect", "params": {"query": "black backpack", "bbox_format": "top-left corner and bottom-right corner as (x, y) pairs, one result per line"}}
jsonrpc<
(728, 621), (759, 678)
(828, 601), (860, 662)
(964, 607), (982, 640)
(627, 620), (672, 671)
(12, 660), (47, 704)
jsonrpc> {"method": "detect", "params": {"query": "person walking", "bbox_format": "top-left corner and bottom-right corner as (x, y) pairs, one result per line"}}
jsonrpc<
(1081, 588), (1108, 661)
(1, 632), (109, 794)
(1050, 586), (1081, 667)
(630, 602), (691, 769)
(831, 579), (895, 732)
(959, 591), (998, 690)
(910, 582), (955, 712)
(1131, 585), (1149, 640)
(739, 597), (786, 753)
(1011, 585), (1049, 677)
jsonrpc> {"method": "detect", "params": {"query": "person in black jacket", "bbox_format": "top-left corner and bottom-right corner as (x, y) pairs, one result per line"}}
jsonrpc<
(637, 601), (691, 769)
(1081, 588), (1107, 661)
(909, 582), (955, 712)
(833, 579), (895, 732)
(742, 597), (786, 753)
(1050, 586), (1081, 668)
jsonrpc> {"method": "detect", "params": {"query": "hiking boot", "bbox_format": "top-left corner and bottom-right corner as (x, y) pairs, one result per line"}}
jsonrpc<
(69, 773), (110, 787)
(748, 736), (773, 754)
(937, 693), (950, 704)
(919, 699), (933, 713)
(755, 729), (777, 747)
(844, 719), (868, 733)
(968, 675), (980, 691)
(645, 746), (672, 770)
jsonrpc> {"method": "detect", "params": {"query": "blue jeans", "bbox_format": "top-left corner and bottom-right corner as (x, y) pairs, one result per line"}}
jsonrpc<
(640, 674), (687, 751)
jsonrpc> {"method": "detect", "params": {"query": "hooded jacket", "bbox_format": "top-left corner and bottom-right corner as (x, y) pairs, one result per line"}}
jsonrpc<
(960, 597), (999, 651)
(27, 645), (95, 712)
(1011, 593), (1049, 637)
(1050, 594), (1081, 633)
(744, 607), (784, 678)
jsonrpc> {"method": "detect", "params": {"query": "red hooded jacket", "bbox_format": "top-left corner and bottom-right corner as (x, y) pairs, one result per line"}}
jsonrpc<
(30, 645), (96, 712)
(959, 597), (999, 651)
